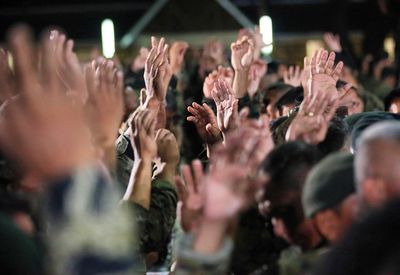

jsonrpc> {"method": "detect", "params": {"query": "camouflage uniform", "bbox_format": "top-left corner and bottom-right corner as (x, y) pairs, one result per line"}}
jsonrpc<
(44, 165), (144, 274)
(175, 234), (233, 275)
(116, 134), (178, 268)
(279, 246), (329, 275)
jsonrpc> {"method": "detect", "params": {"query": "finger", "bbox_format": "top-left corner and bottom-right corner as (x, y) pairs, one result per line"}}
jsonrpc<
(188, 105), (200, 117)
(151, 36), (158, 48)
(182, 164), (195, 195)
(41, 31), (60, 93)
(239, 107), (249, 121)
(332, 61), (344, 81)
(8, 25), (37, 94)
(310, 50), (318, 75)
(187, 116), (198, 123)
(84, 61), (96, 97)
(325, 51), (336, 75)
(318, 50), (328, 73)
(288, 66), (294, 78)
(140, 88), (147, 106)
(294, 65), (301, 78)
(105, 60), (115, 90)
(192, 159), (204, 192)
(175, 175), (188, 202)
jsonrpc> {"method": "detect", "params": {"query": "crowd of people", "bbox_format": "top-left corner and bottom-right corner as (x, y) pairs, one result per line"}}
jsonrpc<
(1, 17), (400, 275)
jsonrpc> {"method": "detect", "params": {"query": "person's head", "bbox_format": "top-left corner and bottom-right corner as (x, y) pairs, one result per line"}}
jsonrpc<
(302, 152), (357, 243)
(335, 53), (359, 87)
(381, 66), (397, 89)
(262, 82), (292, 120)
(355, 121), (400, 211)
(317, 116), (349, 156)
(259, 142), (322, 249)
(276, 86), (303, 117)
(314, 199), (400, 275)
(337, 80), (364, 115)
(384, 88), (400, 113)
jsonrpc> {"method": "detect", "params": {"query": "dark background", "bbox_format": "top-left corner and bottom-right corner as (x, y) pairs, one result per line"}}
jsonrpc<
(0, 0), (371, 43)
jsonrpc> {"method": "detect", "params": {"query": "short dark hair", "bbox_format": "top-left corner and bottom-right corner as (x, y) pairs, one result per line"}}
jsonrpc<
(384, 88), (400, 111)
(260, 142), (322, 238)
(317, 116), (349, 156)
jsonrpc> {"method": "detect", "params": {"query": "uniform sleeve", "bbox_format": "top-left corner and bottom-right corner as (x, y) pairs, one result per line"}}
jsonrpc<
(45, 165), (143, 275)
(130, 179), (178, 254)
(175, 234), (233, 275)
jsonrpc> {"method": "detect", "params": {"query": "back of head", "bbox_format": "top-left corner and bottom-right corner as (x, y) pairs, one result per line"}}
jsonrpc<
(303, 152), (355, 219)
(355, 121), (400, 185)
(313, 199), (400, 275)
(260, 142), (322, 239)
(355, 121), (400, 210)
(261, 142), (322, 201)
(317, 116), (348, 156)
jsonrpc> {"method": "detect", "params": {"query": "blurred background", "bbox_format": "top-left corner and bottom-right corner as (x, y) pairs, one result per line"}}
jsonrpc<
(0, 0), (399, 64)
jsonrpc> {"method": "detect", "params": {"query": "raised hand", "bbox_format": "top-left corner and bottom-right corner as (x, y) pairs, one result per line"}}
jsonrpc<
(131, 47), (149, 72)
(124, 109), (157, 207)
(155, 129), (179, 184)
(130, 109), (157, 161)
(176, 159), (205, 232)
(286, 50), (343, 144)
(85, 59), (124, 148)
(283, 65), (302, 87)
(203, 39), (225, 65)
(0, 26), (93, 181)
(247, 59), (267, 97)
(144, 36), (172, 104)
(310, 49), (343, 103)
(301, 56), (312, 92)
(211, 120), (273, 174)
(169, 41), (189, 75)
(187, 102), (222, 145)
(231, 36), (254, 72)
(50, 30), (88, 103)
(286, 88), (339, 144)
(238, 27), (264, 60)
(203, 66), (234, 98)
(212, 78), (239, 134)
(231, 36), (254, 98)
(323, 32), (342, 53)
(0, 49), (14, 104)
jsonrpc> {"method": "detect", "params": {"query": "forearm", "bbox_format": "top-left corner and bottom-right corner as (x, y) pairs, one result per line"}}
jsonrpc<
(123, 157), (153, 209)
(233, 69), (249, 98)
(102, 144), (117, 173)
(144, 97), (166, 130)
(157, 163), (177, 185)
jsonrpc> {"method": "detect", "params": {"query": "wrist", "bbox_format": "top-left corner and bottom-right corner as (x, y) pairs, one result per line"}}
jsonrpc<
(193, 218), (229, 253)
(234, 67), (250, 74)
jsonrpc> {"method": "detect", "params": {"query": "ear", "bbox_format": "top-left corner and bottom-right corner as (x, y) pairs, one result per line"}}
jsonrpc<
(363, 178), (388, 208)
(315, 210), (340, 243)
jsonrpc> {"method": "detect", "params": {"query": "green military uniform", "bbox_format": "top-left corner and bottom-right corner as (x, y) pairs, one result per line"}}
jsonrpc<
(116, 134), (178, 269)
(175, 234), (233, 275)
(0, 213), (42, 274)
(279, 246), (329, 275)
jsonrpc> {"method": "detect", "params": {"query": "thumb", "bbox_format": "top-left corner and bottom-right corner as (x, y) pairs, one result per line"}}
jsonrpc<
(206, 123), (221, 136)
(140, 88), (147, 106)
(239, 107), (249, 121)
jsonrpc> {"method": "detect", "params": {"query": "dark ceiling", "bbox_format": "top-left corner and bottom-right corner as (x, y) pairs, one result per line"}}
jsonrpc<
(0, 0), (372, 44)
